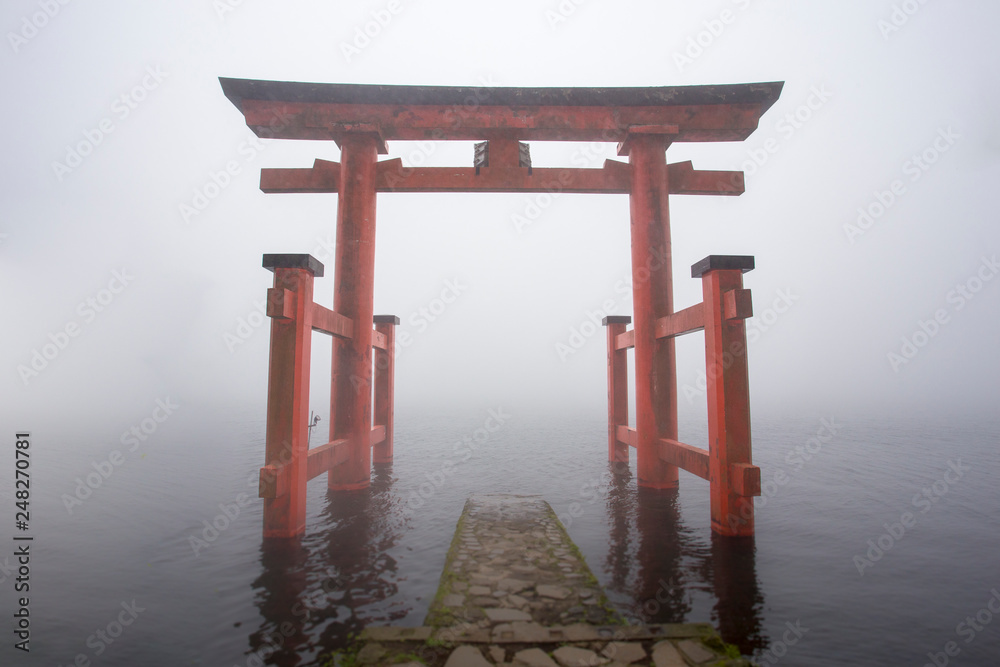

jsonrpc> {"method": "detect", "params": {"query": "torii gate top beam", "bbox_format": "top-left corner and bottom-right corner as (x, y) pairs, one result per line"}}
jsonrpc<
(219, 78), (783, 144)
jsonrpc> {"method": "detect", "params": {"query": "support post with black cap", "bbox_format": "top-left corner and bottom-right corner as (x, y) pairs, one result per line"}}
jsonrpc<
(603, 316), (631, 464)
(693, 254), (759, 537)
(261, 253), (324, 539)
(373, 315), (399, 464)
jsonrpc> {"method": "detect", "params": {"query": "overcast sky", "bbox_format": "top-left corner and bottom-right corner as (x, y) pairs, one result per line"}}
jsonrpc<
(3, 0), (998, 430)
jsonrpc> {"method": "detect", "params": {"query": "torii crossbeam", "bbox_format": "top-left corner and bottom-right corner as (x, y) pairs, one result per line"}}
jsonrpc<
(220, 77), (783, 538)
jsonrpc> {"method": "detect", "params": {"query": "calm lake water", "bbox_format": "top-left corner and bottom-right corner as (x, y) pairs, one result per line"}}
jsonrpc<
(5, 404), (999, 666)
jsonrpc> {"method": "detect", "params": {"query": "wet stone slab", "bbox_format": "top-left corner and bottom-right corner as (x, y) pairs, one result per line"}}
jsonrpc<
(425, 495), (617, 628)
(349, 495), (750, 667)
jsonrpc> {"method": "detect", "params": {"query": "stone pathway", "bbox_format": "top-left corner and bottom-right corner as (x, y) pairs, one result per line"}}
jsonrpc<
(342, 495), (751, 667)
(425, 494), (617, 629)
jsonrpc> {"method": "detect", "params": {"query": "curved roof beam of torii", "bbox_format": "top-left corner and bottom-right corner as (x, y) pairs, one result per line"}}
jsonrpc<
(219, 77), (784, 144)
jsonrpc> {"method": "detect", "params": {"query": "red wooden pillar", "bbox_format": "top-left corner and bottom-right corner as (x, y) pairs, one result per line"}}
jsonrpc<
(603, 316), (631, 463)
(695, 255), (757, 537)
(624, 132), (679, 489)
(329, 133), (380, 491)
(373, 315), (399, 464)
(261, 254), (323, 538)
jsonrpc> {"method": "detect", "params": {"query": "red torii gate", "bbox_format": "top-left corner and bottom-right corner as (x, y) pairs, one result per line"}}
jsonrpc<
(220, 77), (783, 539)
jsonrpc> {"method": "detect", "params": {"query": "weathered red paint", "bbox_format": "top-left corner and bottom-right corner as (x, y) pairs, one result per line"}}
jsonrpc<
(328, 134), (380, 492)
(373, 315), (399, 464)
(655, 302), (705, 339)
(655, 437), (710, 481)
(260, 158), (744, 196)
(261, 262), (317, 538)
(626, 134), (679, 490)
(239, 99), (766, 143)
(603, 316), (631, 464)
(699, 261), (755, 537)
(616, 425), (637, 449)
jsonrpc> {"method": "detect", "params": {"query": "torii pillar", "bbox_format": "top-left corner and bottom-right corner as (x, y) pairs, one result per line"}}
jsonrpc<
(328, 132), (381, 491)
(622, 130), (679, 490)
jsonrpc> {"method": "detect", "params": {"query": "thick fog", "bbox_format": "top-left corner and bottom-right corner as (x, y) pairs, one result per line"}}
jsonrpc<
(3, 1), (998, 430)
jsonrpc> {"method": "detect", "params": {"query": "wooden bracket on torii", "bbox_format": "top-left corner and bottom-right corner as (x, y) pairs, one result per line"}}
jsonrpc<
(259, 155), (744, 196)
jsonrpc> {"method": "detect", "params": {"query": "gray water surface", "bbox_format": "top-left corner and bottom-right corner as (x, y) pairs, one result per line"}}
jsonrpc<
(5, 404), (998, 666)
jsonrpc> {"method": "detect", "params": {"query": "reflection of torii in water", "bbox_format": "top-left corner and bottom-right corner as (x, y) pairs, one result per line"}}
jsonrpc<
(601, 466), (767, 657)
(249, 461), (406, 664)
(221, 77), (783, 539)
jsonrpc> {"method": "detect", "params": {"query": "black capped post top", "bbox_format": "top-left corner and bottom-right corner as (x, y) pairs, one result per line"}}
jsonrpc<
(691, 255), (755, 278)
(262, 254), (325, 277)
